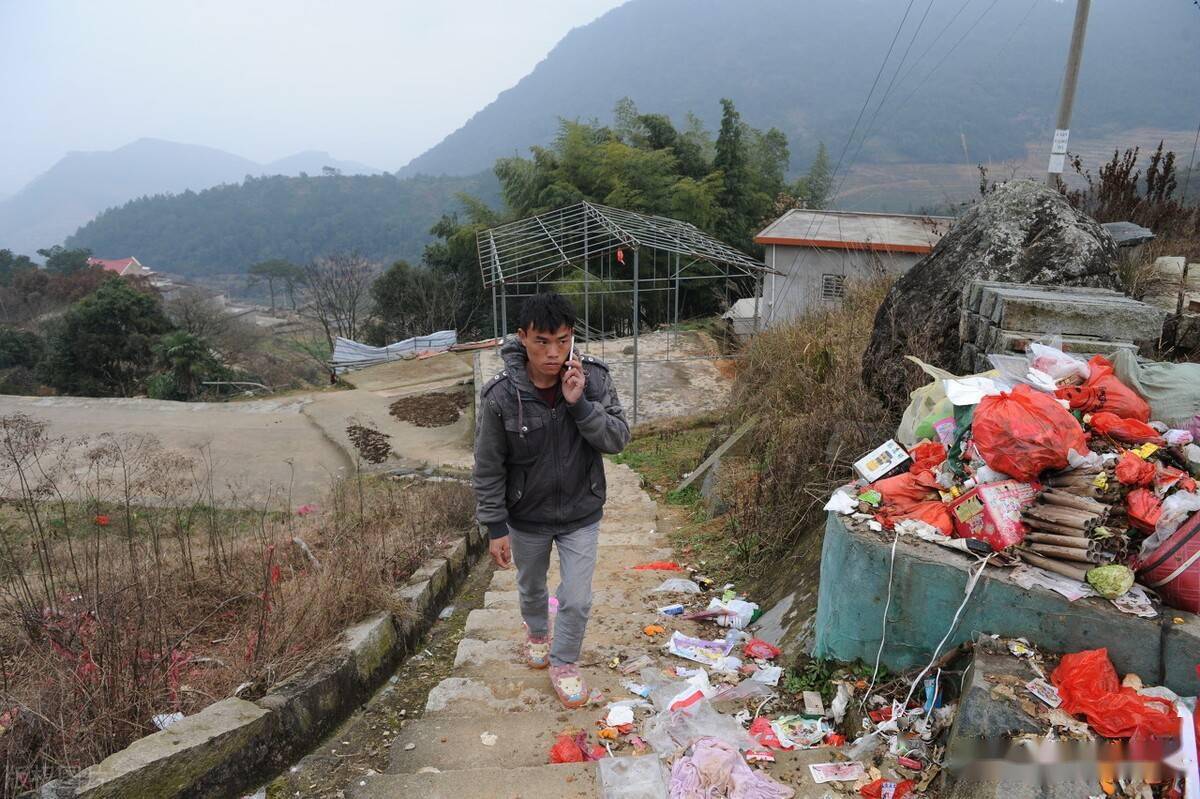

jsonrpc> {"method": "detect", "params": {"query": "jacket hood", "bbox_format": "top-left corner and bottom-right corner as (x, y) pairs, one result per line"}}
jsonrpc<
(500, 336), (535, 393)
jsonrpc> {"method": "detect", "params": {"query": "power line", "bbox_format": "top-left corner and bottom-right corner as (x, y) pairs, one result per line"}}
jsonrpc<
(767, 0), (920, 310)
(893, 0), (1003, 114)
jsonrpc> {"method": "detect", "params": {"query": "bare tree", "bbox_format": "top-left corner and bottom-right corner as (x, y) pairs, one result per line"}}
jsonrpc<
(165, 288), (232, 340)
(301, 253), (377, 346)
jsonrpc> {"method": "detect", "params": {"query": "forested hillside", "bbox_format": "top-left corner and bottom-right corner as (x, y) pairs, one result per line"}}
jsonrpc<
(400, 0), (1200, 179)
(67, 171), (500, 275)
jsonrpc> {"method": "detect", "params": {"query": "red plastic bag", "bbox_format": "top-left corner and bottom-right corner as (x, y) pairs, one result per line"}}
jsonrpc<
(972, 385), (1089, 481)
(1087, 412), (1165, 445)
(630, 561), (682, 571)
(908, 441), (947, 473)
(881, 499), (954, 535)
(1126, 488), (1164, 533)
(744, 639), (781, 660)
(871, 469), (939, 507)
(1056, 355), (1151, 421)
(549, 733), (585, 763)
(1050, 648), (1178, 738)
(1115, 451), (1155, 486)
(860, 778), (914, 799)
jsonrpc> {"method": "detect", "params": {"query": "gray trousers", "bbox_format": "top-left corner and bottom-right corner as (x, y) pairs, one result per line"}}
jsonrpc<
(508, 521), (600, 667)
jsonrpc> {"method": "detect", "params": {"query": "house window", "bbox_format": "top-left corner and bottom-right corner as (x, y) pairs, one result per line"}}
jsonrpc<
(821, 273), (846, 301)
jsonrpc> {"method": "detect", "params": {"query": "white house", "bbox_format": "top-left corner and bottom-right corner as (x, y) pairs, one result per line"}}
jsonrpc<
(754, 210), (954, 324)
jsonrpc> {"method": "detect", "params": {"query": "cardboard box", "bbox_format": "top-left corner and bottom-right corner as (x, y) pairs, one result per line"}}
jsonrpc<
(854, 439), (910, 482)
(949, 480), (1038, 550)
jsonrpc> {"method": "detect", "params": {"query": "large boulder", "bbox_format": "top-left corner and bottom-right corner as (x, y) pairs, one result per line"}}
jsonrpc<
(861, 179), (1123, 411)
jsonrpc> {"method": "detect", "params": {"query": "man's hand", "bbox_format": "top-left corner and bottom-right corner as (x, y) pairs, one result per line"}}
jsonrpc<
(562, 357), (585, 405)
(489, 535), (513, 569)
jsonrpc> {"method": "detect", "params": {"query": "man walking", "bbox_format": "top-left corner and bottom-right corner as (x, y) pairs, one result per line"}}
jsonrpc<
(473, 292), (630, 708)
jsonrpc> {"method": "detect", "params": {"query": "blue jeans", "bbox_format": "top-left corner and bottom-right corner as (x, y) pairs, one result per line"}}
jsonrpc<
(508, 521), (600, 667)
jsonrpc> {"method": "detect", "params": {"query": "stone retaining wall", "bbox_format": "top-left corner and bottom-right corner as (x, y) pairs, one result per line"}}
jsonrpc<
(33, 524), (486, 799)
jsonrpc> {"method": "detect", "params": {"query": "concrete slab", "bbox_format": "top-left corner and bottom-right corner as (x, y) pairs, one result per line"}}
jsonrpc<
(387, 709), (614, 772)
(349, 762), (598, 799)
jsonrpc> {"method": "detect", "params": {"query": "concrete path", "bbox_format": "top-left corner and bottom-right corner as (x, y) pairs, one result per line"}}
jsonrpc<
(348, 461), (831, 799)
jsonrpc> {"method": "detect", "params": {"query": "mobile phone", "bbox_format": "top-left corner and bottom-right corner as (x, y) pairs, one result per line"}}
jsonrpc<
(563, 336), (577, 373)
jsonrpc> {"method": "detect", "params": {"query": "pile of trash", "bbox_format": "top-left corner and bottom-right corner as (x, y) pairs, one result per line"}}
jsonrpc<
(554, 562), (965, 798)
(827, 343), (1200, 618)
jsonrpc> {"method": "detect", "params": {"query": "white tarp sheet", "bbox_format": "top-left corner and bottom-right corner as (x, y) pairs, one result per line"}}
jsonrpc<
(331, 330), (457, 372)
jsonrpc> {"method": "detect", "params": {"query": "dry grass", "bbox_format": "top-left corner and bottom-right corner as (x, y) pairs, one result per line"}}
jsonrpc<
(723, 282), (897, 565)
(0, 415), (472, 797)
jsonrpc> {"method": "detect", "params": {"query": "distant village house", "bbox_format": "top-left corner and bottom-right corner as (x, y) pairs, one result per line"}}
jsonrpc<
(87, 256), (155, 279)
(746, 210), (954, 326)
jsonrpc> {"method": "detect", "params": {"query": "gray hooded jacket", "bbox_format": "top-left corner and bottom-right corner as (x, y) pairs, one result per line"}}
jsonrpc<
(474, 338), (631, 539)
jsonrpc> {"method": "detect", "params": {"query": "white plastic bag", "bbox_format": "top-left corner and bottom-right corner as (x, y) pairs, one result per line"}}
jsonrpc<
(651, 578), (702, 594)
(1139, 491), (1200, 559)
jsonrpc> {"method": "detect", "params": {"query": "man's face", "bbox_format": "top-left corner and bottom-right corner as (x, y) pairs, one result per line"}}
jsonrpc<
(517, 323), (573, 384)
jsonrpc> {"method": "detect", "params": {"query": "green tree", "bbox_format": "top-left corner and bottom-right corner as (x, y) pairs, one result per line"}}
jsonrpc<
(39, 280), (173, 397)
(796, 141), (833, 208)
(151, 330), (219, 400)
(714, 98), (751, 247)
(36, 245), (93, 276)
(0, 249), (36, 286)
(0, 327), (43, 369)
(247, 259), (304, 311)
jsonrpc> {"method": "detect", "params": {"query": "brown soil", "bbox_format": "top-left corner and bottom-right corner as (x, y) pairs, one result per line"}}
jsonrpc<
(388, 391), (470, 428)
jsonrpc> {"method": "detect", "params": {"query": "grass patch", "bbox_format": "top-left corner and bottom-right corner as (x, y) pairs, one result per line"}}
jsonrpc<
(612, 413), (718, 501)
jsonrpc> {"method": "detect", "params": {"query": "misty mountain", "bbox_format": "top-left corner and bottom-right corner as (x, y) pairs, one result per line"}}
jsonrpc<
(65, 171), (499, 276)
(399, 0), (1200, 181)
(0, 138), (383, 257)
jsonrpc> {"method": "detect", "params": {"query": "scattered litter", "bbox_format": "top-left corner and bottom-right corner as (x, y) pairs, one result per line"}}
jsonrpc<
(618, 654), (654, 675)
(479, 731), (497, 746)
(802, 691), (825, 718)
(750, 665), (782, 686)
(743, 638), (781, 660)
(151, 712), (184, 730)
(859, 777), (914, 799)
(642, 624), (666, 637)
(658, 603), (685, 616)
(854, 439), (910, 482)
(650, 578), (702, 594)
(403, 742), (416, 751)
(669, 737), (794, 798)
(598, 753), (669, 799)
(631, 561), (683, 571)
(809, 761), (867, 784)
(605, 705), (635, 727)
(1025, 678), (1061, 708)
(666, 631), (742, 673)
(437, 605), (455, 620)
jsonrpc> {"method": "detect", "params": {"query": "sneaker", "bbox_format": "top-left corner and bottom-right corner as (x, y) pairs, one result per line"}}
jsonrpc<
(524, 624), (550, 669)
(549, 663), (588, 708)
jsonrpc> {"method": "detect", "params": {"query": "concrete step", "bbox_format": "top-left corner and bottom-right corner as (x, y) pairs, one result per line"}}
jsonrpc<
(482, 588), (643, 612)
(349, 762), (597, 799)
(388, 708), (620, 772)
(488, 546), (676, 592)
(462, 607), (669, 644)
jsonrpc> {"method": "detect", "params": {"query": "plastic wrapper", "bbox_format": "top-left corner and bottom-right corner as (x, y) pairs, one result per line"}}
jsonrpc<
(1138, 492), (1200, 558)
(1115, 451), (1155, 486)
(908, 440), (947, 473)
(972, 384), (1088, 481)
(1086, 564), (1135, 599)
(651, 578), (702, 594)
(598, 754), (669, 799)
(1056, 355), (1150, 421)
(895, 357), (990, 447)
(1051, 648), (1179, 738)
(1087, 412), (1165, 445)
(640, 700), (755, 754)
(1127, 488), (1164, 533)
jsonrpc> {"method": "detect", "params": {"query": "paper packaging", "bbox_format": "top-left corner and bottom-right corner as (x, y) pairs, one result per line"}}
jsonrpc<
(809, 762), (867, 784)
(948, 479), (1038, 550)
(1026, 678), (1062, 708)
(854, 439), (910, 482)
(802, 691), (825, 718)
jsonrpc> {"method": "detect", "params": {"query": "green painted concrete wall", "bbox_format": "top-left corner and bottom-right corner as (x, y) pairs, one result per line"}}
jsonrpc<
(813, 513), (1200, 695)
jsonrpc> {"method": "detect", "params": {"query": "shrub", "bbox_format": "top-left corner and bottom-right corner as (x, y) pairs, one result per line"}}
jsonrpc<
(724, 282), (897, 565)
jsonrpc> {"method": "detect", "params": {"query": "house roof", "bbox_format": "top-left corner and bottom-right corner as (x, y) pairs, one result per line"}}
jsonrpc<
(87, 257), (145, 275)
(755, 209), (954, 254)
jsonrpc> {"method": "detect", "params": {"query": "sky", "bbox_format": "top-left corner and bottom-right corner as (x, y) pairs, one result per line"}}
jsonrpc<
(0, 0), (626, 195)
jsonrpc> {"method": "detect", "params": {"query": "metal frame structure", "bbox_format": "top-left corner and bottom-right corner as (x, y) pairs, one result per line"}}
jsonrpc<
(477, 201), (769, 423)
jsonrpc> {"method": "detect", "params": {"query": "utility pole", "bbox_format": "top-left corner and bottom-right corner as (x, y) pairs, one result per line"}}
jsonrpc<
(1046, 0), (1092, 186)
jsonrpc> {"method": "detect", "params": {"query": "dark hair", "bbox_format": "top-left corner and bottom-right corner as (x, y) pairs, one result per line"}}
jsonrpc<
(516, 292), (576, 334)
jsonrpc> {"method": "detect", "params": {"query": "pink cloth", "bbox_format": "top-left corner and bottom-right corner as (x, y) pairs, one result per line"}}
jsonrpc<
(669, 737), (794, 799)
